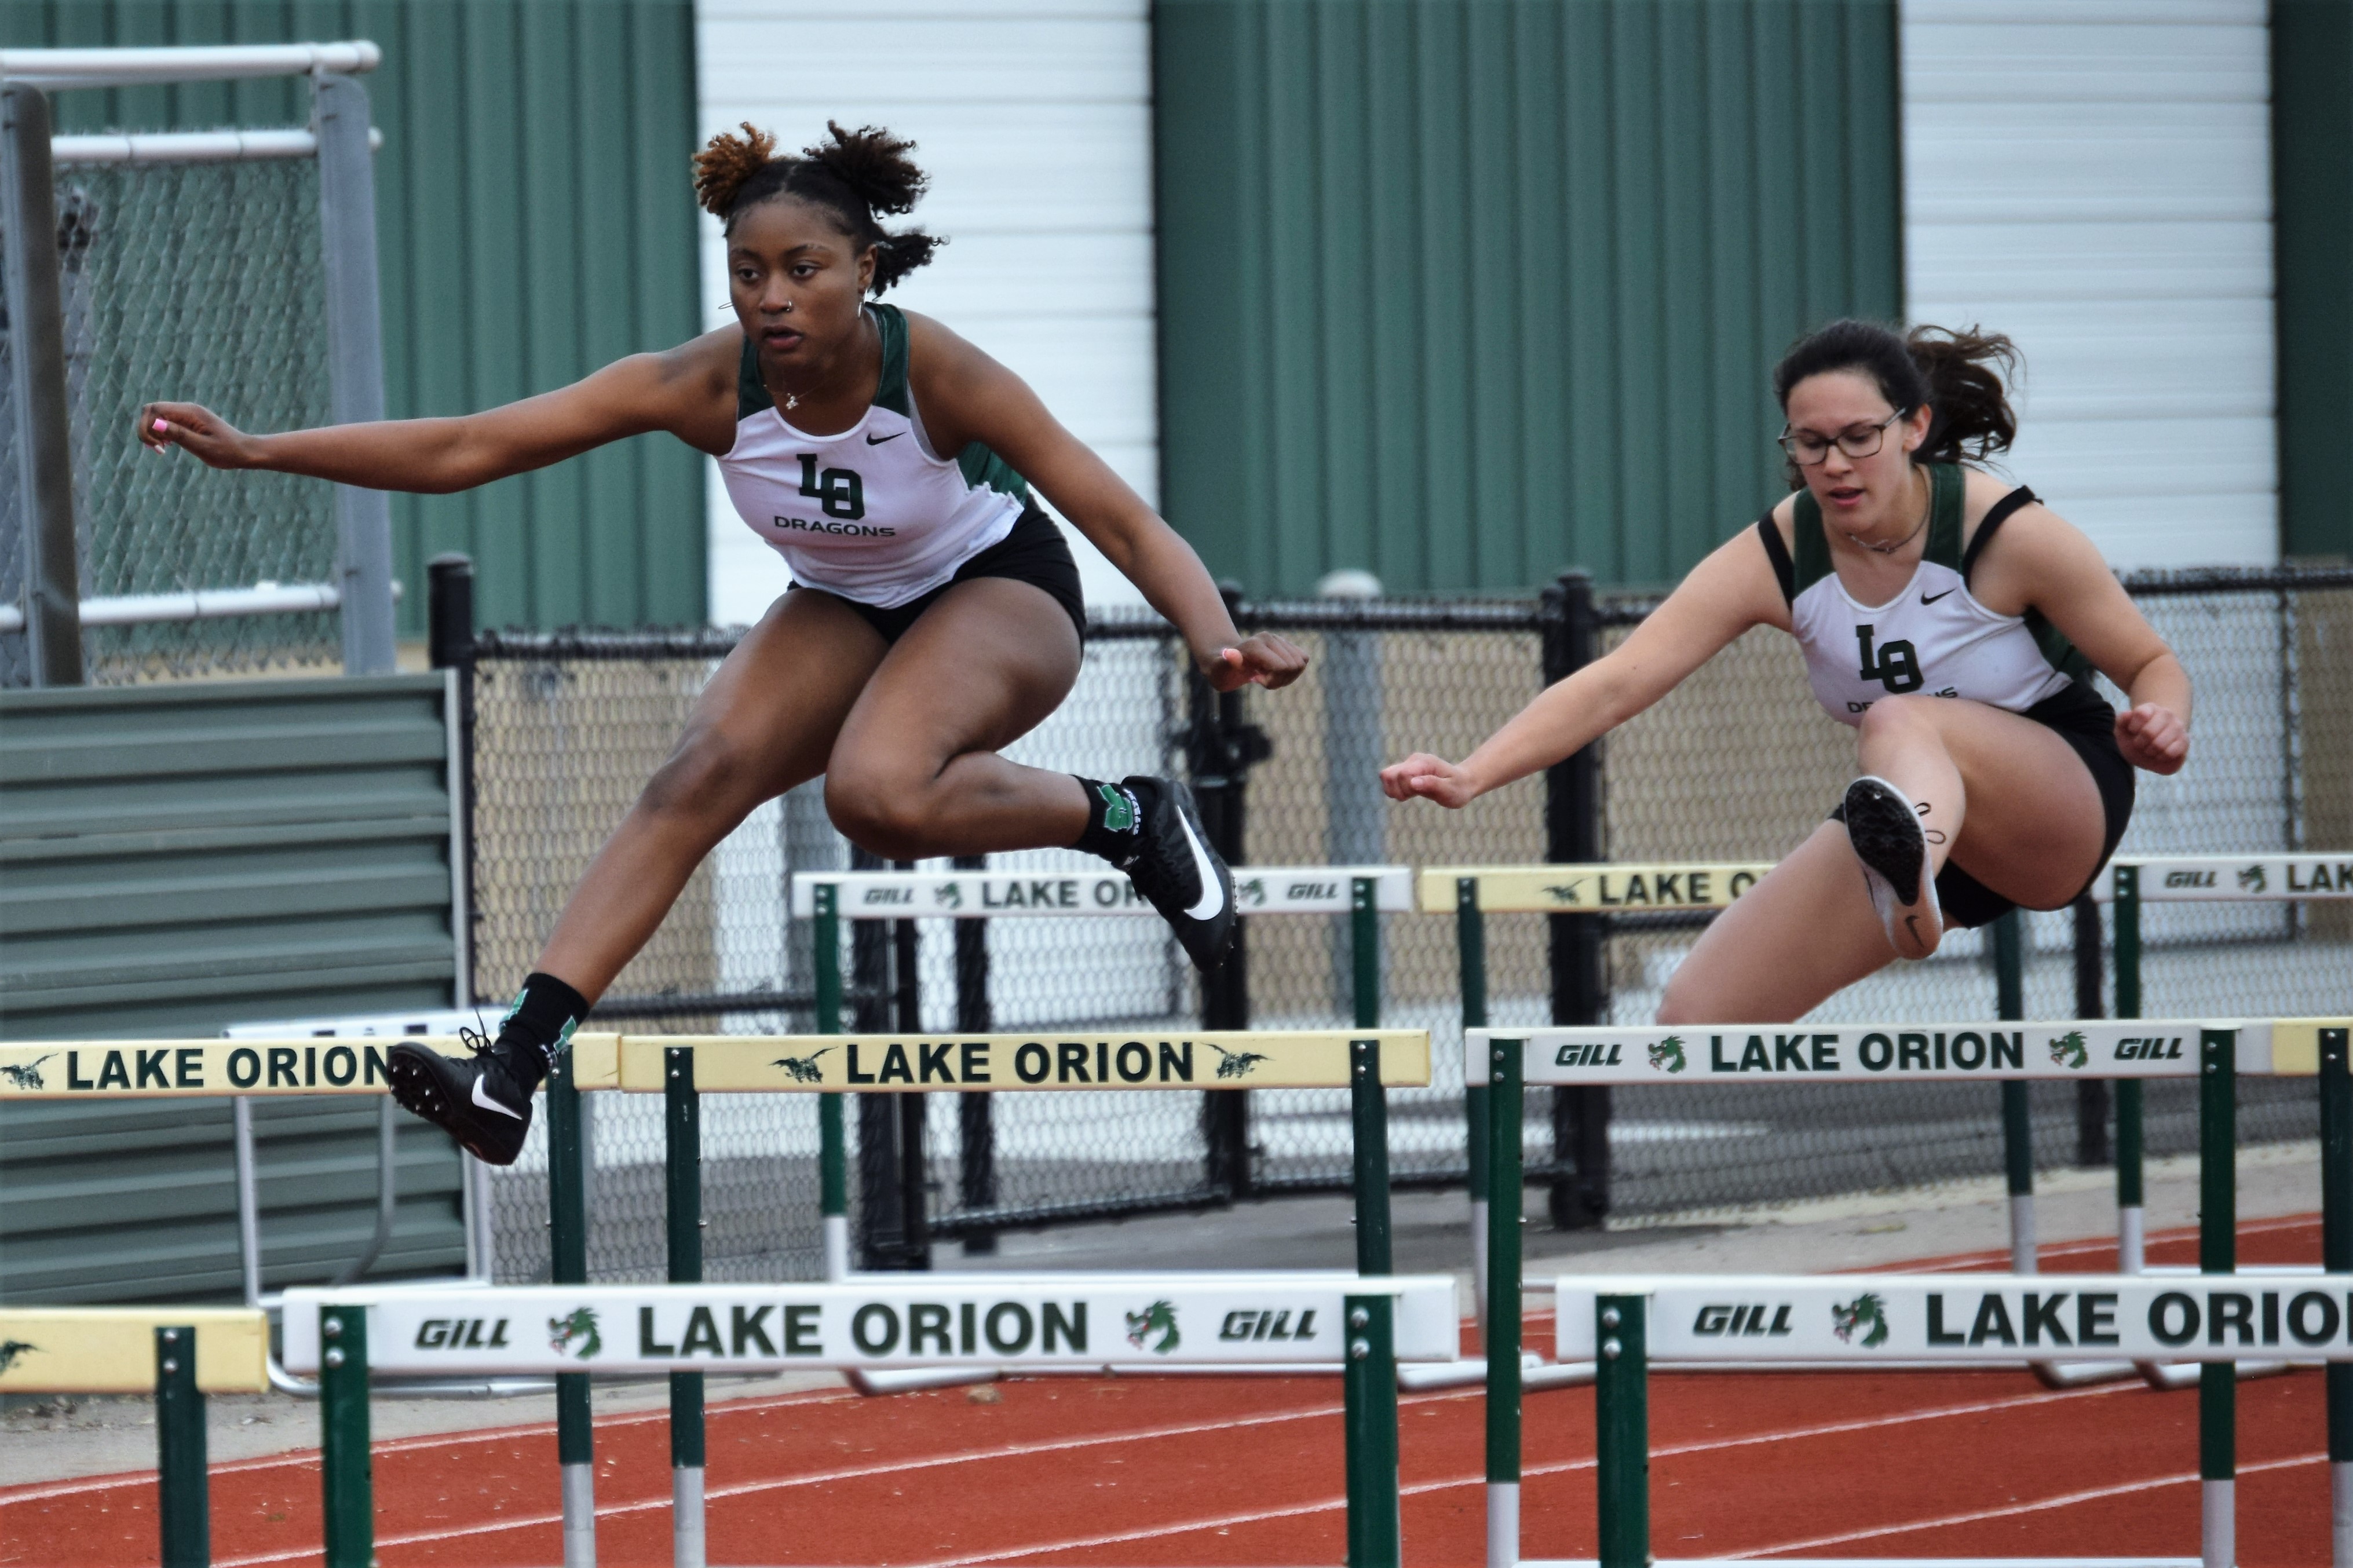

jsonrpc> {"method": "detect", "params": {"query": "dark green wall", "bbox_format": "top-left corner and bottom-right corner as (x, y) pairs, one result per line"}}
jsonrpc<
(1153, 0), (1902, 595)
(0, 0), (707, 630)
(2273, 0), (2351, 562)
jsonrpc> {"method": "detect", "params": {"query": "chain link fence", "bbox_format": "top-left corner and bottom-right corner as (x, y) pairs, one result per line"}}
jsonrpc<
(458, 567), (2353, 1283)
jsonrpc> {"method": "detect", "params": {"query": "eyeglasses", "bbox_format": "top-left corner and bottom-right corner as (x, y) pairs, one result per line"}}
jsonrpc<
(1778, 408), (1906, 466)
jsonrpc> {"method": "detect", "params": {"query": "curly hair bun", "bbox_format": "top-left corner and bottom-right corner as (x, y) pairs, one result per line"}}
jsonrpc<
(693, 123), (777, 218)
(803, 120), (928, 218)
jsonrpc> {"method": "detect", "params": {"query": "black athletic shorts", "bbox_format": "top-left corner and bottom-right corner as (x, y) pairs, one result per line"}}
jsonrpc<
(794, 505), (1088, 645)
(1828, 681), (2136, 929)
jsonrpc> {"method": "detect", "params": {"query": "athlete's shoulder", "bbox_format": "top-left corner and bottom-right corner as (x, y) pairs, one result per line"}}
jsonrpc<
(657, 325), (748, 400)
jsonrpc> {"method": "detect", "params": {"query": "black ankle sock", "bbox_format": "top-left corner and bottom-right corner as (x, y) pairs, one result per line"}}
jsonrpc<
(494, 971), (589, 1089)
(1070, 776), (1147, 862)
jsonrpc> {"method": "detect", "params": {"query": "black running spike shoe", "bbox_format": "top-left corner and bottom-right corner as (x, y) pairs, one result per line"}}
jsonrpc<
(1113, 775), (1237, 971)
(387, 1028), (536, 1166)
(1842, 774), (1942, 960)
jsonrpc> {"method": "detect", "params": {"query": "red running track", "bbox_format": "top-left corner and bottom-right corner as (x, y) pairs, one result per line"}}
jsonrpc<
(0, 1214), (2330, 1567)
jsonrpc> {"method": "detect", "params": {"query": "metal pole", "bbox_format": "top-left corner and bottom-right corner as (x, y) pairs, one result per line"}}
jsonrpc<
(1194, 583), (1259, 1199)
(428, 554), (479, 1011)
(891, 868), (929, 1271)
(2322, 1025), (2353, 1568)
(1351, 876), (1380, 1029)
(2115, 864), (2146, 1271)
(1994, 910), (2036, 1273)
(2071, 893), (2111, 1167)
(1460, 879), (1491, 1339)
(953, 854), (996, 1256)
(1543, 571), (1607, 1229)
(234, 1097), (264, 1307)
(2199, 1027), (2236, 1568)
(814, 884), (849, 1281)
(154, 1326), (207, 1568)
(1343, 1291), (1401, 1568)
(1485, 1037), (1523, 1568)
(1346, 1036), (1399, 1567)
(666, 1046), (706, 1568)
(1322, 570), (1383, 1015)
(546, 1047), (597, 1567)
(1594, 1295), (1649, 1568)
(310, 71), (394, 676)
(2, 83), (82, 684)
(318, 1304), (371, 1568)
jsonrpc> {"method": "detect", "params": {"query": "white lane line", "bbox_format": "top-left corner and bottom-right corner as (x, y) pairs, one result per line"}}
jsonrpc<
(922, 1380), (2144, 1565)
(0, 1384), (864, 1508)
(207, 1394), (1383, 1566)
(1733, 1449), (2327, 1559)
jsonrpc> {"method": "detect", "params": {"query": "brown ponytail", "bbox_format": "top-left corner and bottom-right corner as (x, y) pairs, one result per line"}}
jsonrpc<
(691, 119), (943, 294)
(1771, 319), (2023, 483)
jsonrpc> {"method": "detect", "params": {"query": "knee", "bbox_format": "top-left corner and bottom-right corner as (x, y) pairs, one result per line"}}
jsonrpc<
(824, 758), (940, 861)
(1857, 694), (1937, 745)
(640, 729), (759, 824)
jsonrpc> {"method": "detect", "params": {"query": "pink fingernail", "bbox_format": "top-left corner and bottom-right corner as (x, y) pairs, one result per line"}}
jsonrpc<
(152, 418), (167, 432)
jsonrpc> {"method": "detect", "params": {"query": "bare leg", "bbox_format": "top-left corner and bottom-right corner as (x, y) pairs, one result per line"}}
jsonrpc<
(822, 577), (1091, 859)
(534, 590), (887, 1002)
(1661, 697), (2111, 1021)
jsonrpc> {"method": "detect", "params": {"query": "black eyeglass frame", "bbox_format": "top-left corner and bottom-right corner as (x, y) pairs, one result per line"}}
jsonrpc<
(1777, 407), (1911, 466)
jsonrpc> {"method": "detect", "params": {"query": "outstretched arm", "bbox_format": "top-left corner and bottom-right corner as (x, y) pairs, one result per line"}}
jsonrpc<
(137, 331), (739, 494)
(1380, 526), (1787, 807)
(904, 313), (1305, 692)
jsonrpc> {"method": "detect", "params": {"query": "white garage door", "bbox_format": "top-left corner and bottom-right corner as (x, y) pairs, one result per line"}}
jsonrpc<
(696, 0), (1157, 623)
(1902, 0), (2275, 569)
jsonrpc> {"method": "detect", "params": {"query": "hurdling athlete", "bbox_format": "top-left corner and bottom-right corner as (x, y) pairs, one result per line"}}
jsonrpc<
(138, 122), (1306, 1163)
(1380, 320), (2190, 1024)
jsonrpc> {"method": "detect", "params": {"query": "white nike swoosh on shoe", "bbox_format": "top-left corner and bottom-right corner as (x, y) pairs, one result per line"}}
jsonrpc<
(472, 1074), (525, 1120)
(1174, 802), (1226, 922)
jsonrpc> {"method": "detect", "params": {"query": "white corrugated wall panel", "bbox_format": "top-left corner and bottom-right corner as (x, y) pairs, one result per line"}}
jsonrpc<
(696, 1), (1157, 623)
(1901, 1), (2277, 568)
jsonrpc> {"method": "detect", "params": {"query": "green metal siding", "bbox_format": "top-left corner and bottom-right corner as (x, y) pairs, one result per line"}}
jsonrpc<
(2273, 0), (2352, 562)
(0, 0), (708, 631)
(0, 674), (465, 1303)
(1154, 0), (1902, 595)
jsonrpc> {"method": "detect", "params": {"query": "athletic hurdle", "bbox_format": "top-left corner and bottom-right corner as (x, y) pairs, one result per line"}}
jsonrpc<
(2092, 854), (2353, 1272)
(282, 1269), (1459, 1568)
(1475, 1018), (2353, 1568)
(793, 863), (1415, 1276)
(0, 1304), (271, 1566)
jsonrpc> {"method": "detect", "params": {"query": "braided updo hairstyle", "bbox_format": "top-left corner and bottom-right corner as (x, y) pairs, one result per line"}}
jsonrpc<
(1771, 319), (2022, 488)
(693, 120), (942, 294)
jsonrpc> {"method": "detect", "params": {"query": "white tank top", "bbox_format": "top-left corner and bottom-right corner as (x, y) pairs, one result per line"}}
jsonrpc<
(718, 303), (1028, 608)
(1759, 464), (2088, 725)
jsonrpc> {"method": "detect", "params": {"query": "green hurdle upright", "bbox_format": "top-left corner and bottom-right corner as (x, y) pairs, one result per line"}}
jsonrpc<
(666, 1045), (706, 1568)
(2323, 1024), (2353, 1565)
(546, 1046), (596, 1568)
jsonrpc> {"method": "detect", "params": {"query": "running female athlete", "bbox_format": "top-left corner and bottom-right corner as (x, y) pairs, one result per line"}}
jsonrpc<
(138, 123), (1305, 1163)
(1380, 320), (2190, 1024)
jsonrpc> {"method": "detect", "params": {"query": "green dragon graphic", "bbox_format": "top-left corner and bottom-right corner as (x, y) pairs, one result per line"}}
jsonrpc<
(548, 1307), (602, 1361)
(1543, 883), (1587, 905)
(0, 1054), (57, 1091)
(2048, 1030), (2089, 1069)
(933, 883), (964, 910)
(1208, 1043), (1270, 1081)
(772, 1046), (837, 1084)
(2237, 864), (2268, 893)
(1646, 1036), (1687, 1074)
(1830, 1293), (1890, 1348)
(1124, 1300), (1180, 1354)
(0, 1339), (38, 1375)
(1235, 878), (1267, 908)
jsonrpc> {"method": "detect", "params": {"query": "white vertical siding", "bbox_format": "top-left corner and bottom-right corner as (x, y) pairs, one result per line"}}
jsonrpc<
(695, 1), (1157, 623)
(1901, 1), (2277, 568)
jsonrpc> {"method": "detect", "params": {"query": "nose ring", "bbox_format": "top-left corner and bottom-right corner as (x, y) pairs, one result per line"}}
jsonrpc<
(781, 300), (794, 315)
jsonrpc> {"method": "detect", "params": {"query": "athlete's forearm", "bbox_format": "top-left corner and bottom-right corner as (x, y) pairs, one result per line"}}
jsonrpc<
(1097, 512), (1242, 657)
(1455, 663), (1634, 799)
(2124, 651), (2191, 726)
(244, 418), (522, 494)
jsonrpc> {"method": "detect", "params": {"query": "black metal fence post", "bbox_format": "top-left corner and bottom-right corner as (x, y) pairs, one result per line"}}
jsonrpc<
(1193, 581), (1269, 1200)
(852, 847), (926, 1270)
(2071, 894), (2111, 1167)
(426, 554), (478, 1006)
(1542, 571), (1609, 1230)
(953, 853), (996, 1255)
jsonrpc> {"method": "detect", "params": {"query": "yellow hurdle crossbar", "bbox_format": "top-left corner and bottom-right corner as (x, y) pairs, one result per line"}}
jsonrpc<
(0, 1035), (624, 1099)
(1417, 862), (1776, 913)
(0, 1307), (271, 1394)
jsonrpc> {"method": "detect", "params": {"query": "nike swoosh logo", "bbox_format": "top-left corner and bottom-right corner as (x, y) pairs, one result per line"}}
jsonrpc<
(473, 1076), (524, 1120)
(1920, 589), (1955, 605)
(865, 431), (903, 445)
(1174, 805), (1226, 922)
